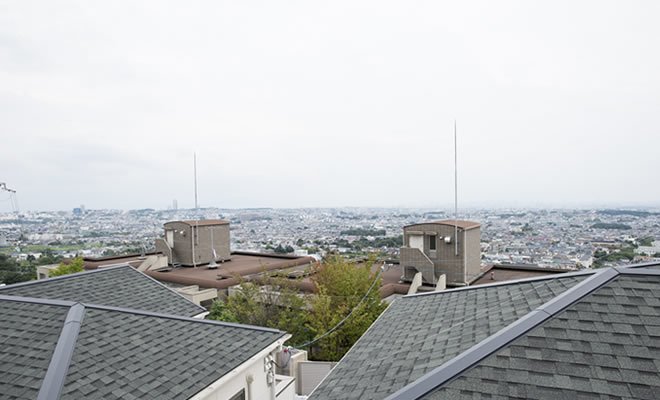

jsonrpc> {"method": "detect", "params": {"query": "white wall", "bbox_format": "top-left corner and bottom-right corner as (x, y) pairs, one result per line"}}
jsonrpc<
(190, 337), (292, 400)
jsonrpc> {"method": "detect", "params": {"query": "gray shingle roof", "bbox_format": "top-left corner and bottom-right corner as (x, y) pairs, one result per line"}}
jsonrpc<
(309, 272), (590, 400)
(422, 271), (660, 400)
(0, 297), (286, 400)
(0, 301), (69, 400)
(0, 265), (204, 317)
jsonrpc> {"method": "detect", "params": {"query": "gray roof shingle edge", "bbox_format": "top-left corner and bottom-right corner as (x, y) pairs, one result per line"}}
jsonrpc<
(385, 265), (660, 400)
(0, 264), (133, 291)
(0, 294), (282, 334)
(123, 264), (208, 315)
(0, 264), (206, 317)
(403, 268), (595, 299)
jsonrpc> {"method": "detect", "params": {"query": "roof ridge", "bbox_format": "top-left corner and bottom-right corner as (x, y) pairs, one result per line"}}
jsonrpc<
(620, 260), (660, 269)
(0, 294), (77, 307)
(0, 264), (205, 314)
(404, 268), (594, 298)
(385, 267), (622, 400)
(135, 267), (206, 313)
(37, 303), (85, 400)
(84, 303), (283, 334)
(0, 294), (281, 334)
(0, 263), (132, 291)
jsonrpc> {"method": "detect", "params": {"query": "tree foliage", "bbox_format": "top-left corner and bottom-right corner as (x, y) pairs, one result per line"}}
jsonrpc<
(209, 276), (312, 346)
(0, 254), (35, 284)
(274, 244), (294, 254)
(49, 257), (85, 277)
(34, 249), (64, 266)
(207, 255), (388, 361)
(306, 255), (387, 360)
(590, 222), (632, 230)
(638, 237), (655, 247)
(592, 246), (636, 268)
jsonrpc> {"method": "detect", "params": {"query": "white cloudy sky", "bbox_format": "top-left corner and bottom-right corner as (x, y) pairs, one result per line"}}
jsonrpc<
(1, 1), (659, 211)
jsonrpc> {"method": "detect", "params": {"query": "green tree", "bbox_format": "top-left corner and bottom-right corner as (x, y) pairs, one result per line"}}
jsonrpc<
(639, 237), (655, 247)
(208, 276), (312, 346)
(207, 255), (388, 361)
(36, 249), (63, 266)
(0, 254), (35, 284)
(306, 255), (387, 361)
(49, 257), (85, 277)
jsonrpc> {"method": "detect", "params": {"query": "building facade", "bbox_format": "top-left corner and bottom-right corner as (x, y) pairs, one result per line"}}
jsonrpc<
(155, 220), (231, 266)
(400, 219), (481, 286)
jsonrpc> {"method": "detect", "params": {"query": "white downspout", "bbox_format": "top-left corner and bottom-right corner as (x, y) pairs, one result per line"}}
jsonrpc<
(246, 374), (253, 400)
(269, 368), (276, 400)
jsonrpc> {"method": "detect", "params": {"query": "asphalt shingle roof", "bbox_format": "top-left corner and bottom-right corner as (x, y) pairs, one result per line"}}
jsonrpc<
(0, 301), (69, 400)
(0, 297), (285, 400)
(0, 265), (204, 317)
(423, 273), (660, 400)
(60, 308), (285, 400)
(0, 265), (286, 399)
(309, 273), (589, 400)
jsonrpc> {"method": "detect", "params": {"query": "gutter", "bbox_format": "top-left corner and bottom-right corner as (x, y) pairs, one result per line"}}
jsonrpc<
(188, 334), (292, 400)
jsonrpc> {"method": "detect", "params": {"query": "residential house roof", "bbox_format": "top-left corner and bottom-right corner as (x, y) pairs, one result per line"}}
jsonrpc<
(309, 271), (592, 400)
(310, 262), (660, 400)
(0, 265), (205, 317)
(419, 270), (660, 400)
(0, 295), (286, 400)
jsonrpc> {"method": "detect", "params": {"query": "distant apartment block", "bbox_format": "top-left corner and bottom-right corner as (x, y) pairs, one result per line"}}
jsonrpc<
(400, 219), (481, 286)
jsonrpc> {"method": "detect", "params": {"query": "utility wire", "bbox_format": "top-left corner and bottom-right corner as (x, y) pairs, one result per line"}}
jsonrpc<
(297, 263), (386, 349)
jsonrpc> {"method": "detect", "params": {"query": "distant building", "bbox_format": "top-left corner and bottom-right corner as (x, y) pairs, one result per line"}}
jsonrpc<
(400, 219), (481, 286)
(155, 220), (231, 266)
(637, 241), (660, 256)
(82, 219), (315, 305)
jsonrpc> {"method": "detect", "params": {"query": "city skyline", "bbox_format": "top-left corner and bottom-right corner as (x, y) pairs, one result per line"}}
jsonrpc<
(2, 1), (660, 212)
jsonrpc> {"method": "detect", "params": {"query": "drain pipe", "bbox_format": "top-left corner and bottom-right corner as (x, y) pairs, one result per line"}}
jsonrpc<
(245, 374), (253, 400)
(266, 354), (276, 400)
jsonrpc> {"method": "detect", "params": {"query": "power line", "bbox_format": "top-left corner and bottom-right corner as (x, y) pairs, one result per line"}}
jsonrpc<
(297, 263), (386, 349)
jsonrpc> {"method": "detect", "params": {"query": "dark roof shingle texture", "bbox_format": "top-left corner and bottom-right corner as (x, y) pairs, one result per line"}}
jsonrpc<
(60, 309), (284, 400)
(424, 274), (660, 400)
(0, 266), (204, 317)
(0, 301), (69, 400)
(309, 274), (588, 400)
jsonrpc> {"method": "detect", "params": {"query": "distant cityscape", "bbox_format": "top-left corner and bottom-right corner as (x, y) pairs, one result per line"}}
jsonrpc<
(2, 207), (659, 269)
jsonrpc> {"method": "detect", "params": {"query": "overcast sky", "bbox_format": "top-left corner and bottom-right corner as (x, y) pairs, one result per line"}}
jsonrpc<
(1, 1), (659, 212)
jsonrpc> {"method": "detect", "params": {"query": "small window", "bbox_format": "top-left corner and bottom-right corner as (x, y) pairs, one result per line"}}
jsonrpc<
(429, 235), (437, 250)
(229, 389), (245, 400)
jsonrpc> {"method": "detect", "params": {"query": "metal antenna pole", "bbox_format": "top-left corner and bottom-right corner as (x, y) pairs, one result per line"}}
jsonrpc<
(454, 120), (458, 257)
(194, 153), (198, 210)
(192, 153), (199, 268)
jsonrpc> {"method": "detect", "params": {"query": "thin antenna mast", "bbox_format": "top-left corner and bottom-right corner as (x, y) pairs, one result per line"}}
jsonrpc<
(192, 153), (198, 268)
(194, 153), (198, 210)
(454, 120), (458, 257)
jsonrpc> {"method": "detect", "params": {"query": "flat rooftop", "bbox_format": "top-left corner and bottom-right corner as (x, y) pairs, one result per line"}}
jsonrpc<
(146, 252), (316, 289)
(83, 253), (153, 269)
